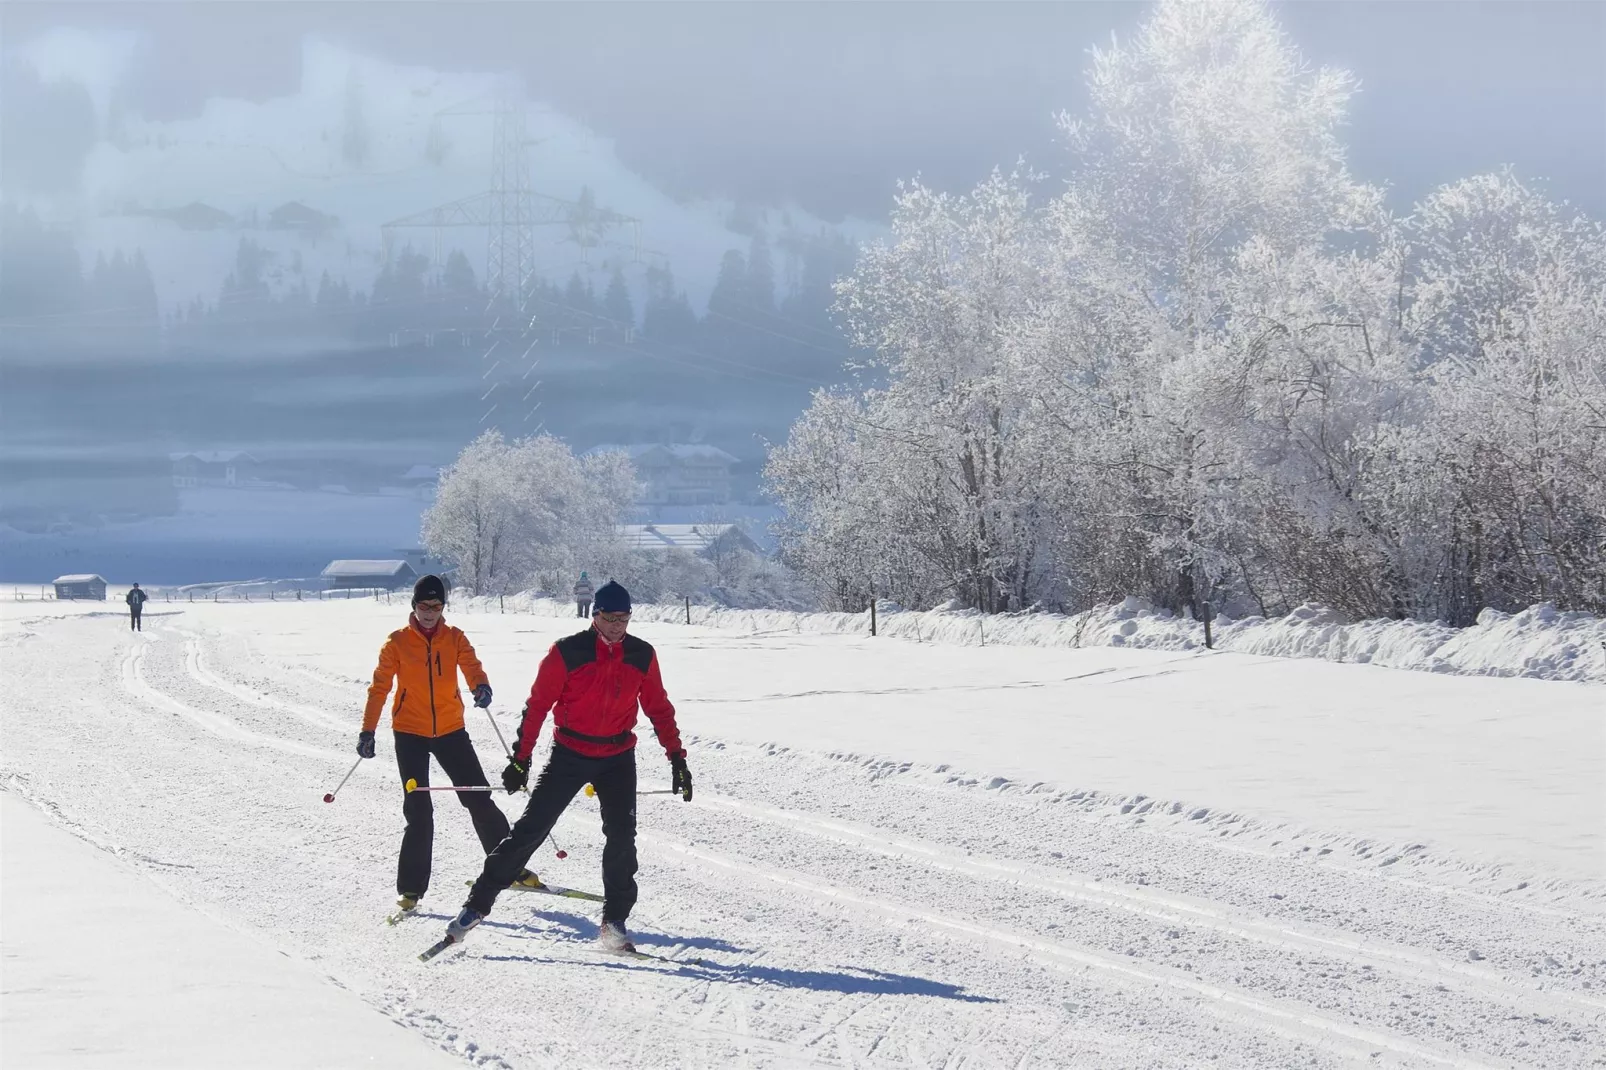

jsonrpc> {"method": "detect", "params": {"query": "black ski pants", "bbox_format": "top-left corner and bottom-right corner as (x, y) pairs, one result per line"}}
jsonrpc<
(395, 729), (510, 898)
(129, 607), (142, 631)
(575, 600), (591, 617)
(467, 743), (637, 922)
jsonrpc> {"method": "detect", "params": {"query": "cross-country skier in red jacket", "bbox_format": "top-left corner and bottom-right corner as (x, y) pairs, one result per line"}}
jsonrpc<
(445, 580), (691, 954)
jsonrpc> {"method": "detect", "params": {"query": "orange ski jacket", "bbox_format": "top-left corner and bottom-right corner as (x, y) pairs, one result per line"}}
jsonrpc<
(363, 617), (489, 737)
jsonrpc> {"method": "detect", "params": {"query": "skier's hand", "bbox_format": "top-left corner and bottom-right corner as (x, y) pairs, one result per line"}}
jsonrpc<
(356, 731), (376, 759)
(669, 750), (693, 802)
(472, 683), (493, 709)
(502, 757), (529, 794)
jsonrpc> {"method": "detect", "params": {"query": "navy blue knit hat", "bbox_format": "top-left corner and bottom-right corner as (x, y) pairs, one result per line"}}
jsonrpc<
(592, 580), (631, 614)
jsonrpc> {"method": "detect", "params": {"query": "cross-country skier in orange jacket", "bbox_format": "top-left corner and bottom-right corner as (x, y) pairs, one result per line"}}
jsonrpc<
(358, 574), (537, 915)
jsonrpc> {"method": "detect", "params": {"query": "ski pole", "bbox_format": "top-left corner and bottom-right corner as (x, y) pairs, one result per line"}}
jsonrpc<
(323, 758), (363, 803)
(483, 706), (530, 795)
(404, 778), (495, 793)
(482, 704), (515, 759)
(583, 784), (678, 798)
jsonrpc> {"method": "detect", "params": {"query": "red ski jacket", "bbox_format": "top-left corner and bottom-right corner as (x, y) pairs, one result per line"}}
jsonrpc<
(515, 628), (682, 763)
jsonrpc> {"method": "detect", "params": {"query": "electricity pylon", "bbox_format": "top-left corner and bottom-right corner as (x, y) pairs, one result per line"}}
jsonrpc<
(381, 84), (642, 312)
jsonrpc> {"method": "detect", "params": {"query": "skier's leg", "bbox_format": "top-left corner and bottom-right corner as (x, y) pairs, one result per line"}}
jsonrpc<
(430, 729), (510, 852)
(465, 746), (586, 914)
(394, 732), (434, 897)
(591, 749), (639, 923)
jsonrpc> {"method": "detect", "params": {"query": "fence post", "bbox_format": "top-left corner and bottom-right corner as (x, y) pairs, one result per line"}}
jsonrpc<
(685, 596), (691, 625)
(869, 582), (877, 637)
(297, 589), (302, 601)
(1202, 599), (1214, 649)
(500, 594), (505, 614)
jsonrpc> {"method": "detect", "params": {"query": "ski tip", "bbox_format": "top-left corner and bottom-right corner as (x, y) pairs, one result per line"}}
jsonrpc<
(584, 783), (596, 797)
(405, 778), (418, 793)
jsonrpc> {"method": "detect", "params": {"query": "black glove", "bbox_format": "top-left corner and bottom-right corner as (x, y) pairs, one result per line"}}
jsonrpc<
(472, 683), (493, 708)
(356, 731), (376, 759)
(502, 757), (529, 794)
(669, 750), (692, 802)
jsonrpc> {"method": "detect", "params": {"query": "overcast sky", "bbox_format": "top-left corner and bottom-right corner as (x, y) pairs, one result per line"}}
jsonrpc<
(4, 1), (1604, 220)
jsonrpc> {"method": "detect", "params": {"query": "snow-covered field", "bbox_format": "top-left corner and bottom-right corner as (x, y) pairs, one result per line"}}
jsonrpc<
(2, 597), (1602, 1068)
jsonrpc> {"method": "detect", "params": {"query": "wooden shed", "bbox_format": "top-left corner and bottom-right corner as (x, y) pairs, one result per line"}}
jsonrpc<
(53, 574), (108, 600)
(321, 560), (418, 591)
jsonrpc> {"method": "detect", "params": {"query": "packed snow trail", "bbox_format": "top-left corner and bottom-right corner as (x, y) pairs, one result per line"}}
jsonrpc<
(1, 599), (1600, 1068)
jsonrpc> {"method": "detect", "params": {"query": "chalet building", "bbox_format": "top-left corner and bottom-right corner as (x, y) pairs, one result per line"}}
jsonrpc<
(170, 451), (260, 489)
(616, 524), (760, 559)
(587, 444), (737, 506)
(52, 574), (108, 600)
(321, 560), (419, 591)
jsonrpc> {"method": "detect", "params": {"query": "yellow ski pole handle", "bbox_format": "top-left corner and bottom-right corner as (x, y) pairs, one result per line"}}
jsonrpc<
(583, 783), (677, 797)
(404, 778), (495, 793)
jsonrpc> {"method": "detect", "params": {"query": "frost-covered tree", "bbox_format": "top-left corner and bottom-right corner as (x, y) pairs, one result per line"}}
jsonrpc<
(769, 0), (1605, 623)
(423, 431), (636, 595)
(1406, 173), (1606, 617)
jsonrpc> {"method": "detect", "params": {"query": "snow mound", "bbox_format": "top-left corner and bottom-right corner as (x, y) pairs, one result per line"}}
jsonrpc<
(456, 593), (1606, 684)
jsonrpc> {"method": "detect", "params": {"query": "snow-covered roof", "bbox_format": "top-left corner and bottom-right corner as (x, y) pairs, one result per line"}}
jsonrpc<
(52, 574), (107, 585)
(617, 524), (755, 553)
(320, 559), (414, 577)
(169, 451), (257, 464)
(587, 443), (739, 465)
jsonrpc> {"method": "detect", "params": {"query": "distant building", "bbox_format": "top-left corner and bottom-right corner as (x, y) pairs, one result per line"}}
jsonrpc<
(588, 444), (737, 505)
(52, 574), (108, 600)
(321, 560), (419, 591)
(267, 200), (339, 235)
(400, 465), (441, 501)
(393, 548), (449, 576)
(170, 451), (261, 489)
(617, 523), (760, 558)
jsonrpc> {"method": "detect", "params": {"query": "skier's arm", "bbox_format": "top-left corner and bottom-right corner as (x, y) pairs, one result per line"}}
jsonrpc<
(638, 654), (683, 758)
(454, 630), (489, 691)
(514, 645), (567, 762)
(362, 636), (400, 732)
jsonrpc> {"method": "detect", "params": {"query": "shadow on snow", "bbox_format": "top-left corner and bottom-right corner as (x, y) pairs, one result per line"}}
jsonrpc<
(477, 909), (999, 1003)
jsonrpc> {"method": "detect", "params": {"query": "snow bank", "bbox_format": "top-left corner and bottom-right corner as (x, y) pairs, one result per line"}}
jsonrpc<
(454, 592), (1606, 685)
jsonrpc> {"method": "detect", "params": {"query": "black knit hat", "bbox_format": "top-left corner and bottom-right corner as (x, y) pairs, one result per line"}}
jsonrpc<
(412, 574), (448, 605)
(592, 580), (631, 614)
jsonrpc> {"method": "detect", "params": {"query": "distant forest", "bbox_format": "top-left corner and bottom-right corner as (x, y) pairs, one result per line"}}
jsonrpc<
(0, 204), (862, 386)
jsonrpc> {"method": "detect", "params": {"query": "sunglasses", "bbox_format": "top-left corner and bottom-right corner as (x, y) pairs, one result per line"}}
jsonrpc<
(595, 611), (631, 623)
(415, 601), (445, 612)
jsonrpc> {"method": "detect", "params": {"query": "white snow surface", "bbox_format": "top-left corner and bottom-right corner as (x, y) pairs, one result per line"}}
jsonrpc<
(2, 597), (1602, 1069)
(0, 793), (465, 1068)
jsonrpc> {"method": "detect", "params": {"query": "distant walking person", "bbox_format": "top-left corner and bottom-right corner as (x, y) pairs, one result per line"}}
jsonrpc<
(358, 574), (539, 918)
(572, 571), (594, 618)
(125, 583), (147, 631)
(443, 580), (693, 955)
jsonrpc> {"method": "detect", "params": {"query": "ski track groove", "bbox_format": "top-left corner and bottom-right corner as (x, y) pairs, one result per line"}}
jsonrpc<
(173, 627), (351, 733)
(692, 793), (1605, 1022)
(637, 833), (1515, 1070)
(119, 635), (347, 763)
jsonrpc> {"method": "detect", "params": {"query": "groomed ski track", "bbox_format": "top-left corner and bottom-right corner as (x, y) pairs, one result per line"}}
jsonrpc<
(2, 600), (1601, 1069)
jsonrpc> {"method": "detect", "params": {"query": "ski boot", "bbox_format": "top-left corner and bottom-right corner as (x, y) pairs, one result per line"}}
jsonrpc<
(508, 868), (545, 892)
(597, 920), (635, 954)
